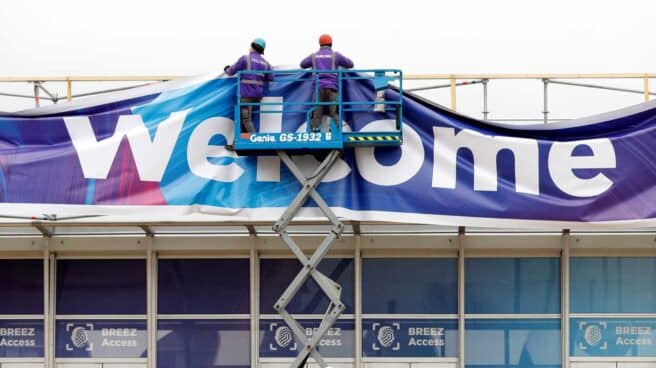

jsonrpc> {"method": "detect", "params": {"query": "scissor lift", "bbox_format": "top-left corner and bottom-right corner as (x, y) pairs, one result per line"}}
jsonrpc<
(233, 69), (403, 368)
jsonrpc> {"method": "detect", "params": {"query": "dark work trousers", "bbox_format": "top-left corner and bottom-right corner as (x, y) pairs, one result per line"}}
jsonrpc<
(310, 88), (339, 131)
(240, 97), (261, 133)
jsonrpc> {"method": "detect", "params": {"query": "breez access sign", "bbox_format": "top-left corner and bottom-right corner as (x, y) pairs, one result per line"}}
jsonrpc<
(363, 319), (457, 358)
(571, 319), (656, 357)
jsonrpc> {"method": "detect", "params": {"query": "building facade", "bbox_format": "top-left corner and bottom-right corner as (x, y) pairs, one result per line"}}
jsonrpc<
(0, 225), (654, 368)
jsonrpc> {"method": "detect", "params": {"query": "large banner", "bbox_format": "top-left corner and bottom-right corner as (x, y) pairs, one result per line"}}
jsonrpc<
(1, 71), (656, 228)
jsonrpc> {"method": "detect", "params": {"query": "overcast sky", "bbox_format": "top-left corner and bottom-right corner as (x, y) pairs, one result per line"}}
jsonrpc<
(1, 0), (655, 118)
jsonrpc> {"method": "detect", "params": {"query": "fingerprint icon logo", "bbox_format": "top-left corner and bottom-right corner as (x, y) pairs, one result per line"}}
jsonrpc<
(274, 326), (293, 348)
(377, 326), (396, 348)
(584, 325), (603, 347)
(70, 326), (89, 349)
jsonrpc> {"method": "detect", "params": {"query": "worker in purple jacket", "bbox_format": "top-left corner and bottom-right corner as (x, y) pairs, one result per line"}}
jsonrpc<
(300, 34), (354, 132)
(224, 38), (273, 141)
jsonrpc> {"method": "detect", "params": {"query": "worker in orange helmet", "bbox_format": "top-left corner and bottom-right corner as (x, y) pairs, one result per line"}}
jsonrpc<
(300, 34), (354, 132)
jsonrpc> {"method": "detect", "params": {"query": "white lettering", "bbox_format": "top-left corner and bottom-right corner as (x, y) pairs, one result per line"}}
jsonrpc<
(548, 139), (615, 197)
(65, 110), (188, 181)
(187, 117), (244, 182)
(433, 127), (539, 194)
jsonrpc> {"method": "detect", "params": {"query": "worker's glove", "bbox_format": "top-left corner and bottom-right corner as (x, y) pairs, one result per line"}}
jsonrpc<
(223, 65), (231, 73)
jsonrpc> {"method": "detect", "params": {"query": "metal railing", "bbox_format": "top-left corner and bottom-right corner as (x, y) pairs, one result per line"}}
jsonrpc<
(0, 73), (652, 123)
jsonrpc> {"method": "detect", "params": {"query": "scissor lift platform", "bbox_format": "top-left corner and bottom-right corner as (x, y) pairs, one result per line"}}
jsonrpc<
(229, 68), (403, 368)
(233, 69), (403, 154)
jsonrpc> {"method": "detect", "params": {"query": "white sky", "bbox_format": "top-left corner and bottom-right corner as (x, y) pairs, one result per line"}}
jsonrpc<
(1, 0), (655, 118)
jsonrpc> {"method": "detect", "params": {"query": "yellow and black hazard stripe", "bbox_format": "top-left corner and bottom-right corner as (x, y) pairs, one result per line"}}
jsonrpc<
(347, 135), (401, 142)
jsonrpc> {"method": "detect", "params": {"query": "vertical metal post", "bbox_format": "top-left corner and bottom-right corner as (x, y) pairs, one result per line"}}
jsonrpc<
(354, 235), (362, 368)
(450, 77), (457, 111)
(48, 252), (56, 368)
(146, 236), (156, 368)
(644, 75), (650, 102)
(542, 78), (549, 124)
(482, 79), (489, 120)
(458, 226), (465, 368)
(66, 79), (72, 102)
(561, 229), (571, 368)
(250, 234), (259, 368)
(33, 82), (40, 107)
(43, 238), (50, 368)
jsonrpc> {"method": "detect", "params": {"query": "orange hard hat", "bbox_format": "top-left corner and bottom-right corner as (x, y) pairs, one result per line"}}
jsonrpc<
(319, 34), (332, 46)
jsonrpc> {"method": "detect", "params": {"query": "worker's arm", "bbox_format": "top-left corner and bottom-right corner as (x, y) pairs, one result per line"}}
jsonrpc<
(336, 52), (354, 69)
(224, 55), (246, 76)
(265, 63), (274, 82)
(299, 54), (313, 69)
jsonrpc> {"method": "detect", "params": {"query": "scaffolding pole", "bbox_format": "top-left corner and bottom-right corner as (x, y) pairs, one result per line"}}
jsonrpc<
(549, 79), (656, 97)
(482, 78), (489, 120)
(542, 79), (549, 124)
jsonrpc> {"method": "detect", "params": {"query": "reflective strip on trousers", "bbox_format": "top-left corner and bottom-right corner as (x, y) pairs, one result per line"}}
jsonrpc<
(241, 79), (264, 85)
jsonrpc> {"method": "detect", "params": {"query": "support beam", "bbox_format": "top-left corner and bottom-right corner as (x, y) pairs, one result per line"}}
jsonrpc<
(354, 234), (362, 368)
(140, 225), (155, 238)
(549, 79), (656, 97)
(406, 80), (482, 92)
(542, 79), (549, 124)
(482, 79), (489, 121)
(352, 221), (361, 236)
(561, 229), (571, 368)
(458, 226), (465, 368)
(43, 239), (50, 368)
(48, 252), (55, 368)
(645, 75), (650, 102)
(250, 234), (259, 368)
(450, 77), (457, 111)
(66, 78), (72, 101)
(32, 222), (53, 238)
(146, 235), (157, 368)
(33, 82), (40, 107)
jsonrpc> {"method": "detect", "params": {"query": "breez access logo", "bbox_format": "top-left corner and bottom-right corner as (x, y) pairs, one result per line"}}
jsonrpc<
(372, 322), (400, 351)
(578, 321), (607, 351)
(66, 323), (94, 351)
(269, 323), (297, 351)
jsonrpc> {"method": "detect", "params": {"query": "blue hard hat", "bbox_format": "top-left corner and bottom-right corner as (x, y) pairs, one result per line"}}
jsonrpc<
(252, 38), (266, 50)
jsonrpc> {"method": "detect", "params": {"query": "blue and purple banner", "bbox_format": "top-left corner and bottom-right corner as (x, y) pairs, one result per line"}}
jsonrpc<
(2, 71), (656, 228)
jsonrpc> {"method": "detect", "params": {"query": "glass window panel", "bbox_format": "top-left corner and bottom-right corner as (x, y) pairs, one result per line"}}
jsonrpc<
(362, 258), (458, 314)
(158, 319), (250, 368)
(57, 259), (146, 315)
(259, 258), (354, 314)
(570, 257), (656, 313)
(158, 259), (249, 314)
(466, 319), (561, 368)
(466, 258), (560, 314)
(0, 260), (43, 315)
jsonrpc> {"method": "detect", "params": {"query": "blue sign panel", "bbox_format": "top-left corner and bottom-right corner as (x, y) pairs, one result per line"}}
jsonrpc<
(158, 319), (250, 368)
(571, 318), (656, 356)
(259, 319), (354, 358)
(363, 319), (457, 357)
(0, 320), (43, 357)
(56, 320), (147, 358)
